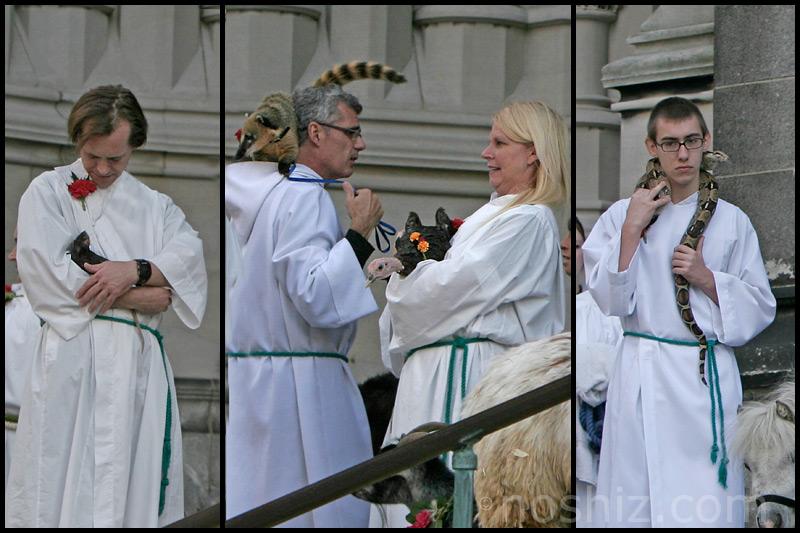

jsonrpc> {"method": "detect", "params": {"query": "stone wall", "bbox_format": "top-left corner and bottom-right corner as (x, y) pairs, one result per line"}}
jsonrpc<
(713, 5), (795, 391)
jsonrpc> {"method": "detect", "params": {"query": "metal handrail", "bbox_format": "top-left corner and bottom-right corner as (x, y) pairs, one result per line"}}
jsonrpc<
(225, 374), (571, 528)
(165, 503), (221, 528)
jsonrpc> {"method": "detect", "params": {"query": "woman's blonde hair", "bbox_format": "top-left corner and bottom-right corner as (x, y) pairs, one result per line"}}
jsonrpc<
(492, 101), (569, 212)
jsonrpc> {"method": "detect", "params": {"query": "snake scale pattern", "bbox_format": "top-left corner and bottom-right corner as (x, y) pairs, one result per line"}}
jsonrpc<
(635, 151), (729, 385)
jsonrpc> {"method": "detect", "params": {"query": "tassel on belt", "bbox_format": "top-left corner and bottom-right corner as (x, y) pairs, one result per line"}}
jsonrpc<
(624, 331), (729, 489)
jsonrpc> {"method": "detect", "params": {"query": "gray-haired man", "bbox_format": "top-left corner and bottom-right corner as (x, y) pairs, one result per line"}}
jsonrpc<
(225, 84), (382, 526)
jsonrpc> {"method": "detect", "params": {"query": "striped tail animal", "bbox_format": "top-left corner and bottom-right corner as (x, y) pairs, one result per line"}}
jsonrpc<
(635, 151), (728, 385)
(234, 61), (406, 175)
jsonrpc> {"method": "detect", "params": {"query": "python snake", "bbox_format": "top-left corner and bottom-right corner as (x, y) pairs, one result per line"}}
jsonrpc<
(635, 151), (728, 385)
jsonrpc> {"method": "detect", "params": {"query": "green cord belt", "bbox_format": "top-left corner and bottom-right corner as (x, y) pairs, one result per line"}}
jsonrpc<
(624, 331), (729, 489)
(226, 351), (348, 363)
(95, 314), (172, 515)
(406, 337), (491, 425)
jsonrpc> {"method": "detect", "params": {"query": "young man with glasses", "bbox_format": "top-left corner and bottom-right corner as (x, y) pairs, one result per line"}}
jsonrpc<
(225, 84), (382, 527)
(582, 97), (775, 526)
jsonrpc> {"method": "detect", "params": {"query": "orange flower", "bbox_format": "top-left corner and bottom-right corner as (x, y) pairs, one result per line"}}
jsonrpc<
(409, 231), (421, 242)
(417, 239), (429, 253)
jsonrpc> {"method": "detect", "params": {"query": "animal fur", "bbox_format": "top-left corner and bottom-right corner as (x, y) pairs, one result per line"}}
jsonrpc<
(461, 333), (572, 528)
(234, 61), (406, 175)
(353, 334), (572, 528)
(394, 208), (453, 276)
(732, 379), (795, 528)
(313, 61), (406, 87)
(68, 231), (107, 272)
(234, 92), (299, 176)
(353, 430), (455, 509)
(359, 372), (400, 455)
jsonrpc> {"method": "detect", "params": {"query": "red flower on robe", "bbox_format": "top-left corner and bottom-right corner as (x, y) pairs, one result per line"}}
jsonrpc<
(68, 172), (97, 211)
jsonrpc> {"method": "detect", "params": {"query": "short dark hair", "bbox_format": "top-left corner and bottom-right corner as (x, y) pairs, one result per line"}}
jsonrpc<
(68, 85), (148, 149)
(647, 97), (709, 141)
(569, 216), (585, 241)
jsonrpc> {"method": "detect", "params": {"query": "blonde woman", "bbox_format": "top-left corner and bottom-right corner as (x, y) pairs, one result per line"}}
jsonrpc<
(374, 101), (568, 524)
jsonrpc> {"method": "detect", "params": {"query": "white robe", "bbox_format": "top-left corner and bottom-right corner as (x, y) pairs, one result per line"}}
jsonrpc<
(5, 284), (42, 488)
(7, 159), (207, 528)
(583, 193), (776, 527)
(574, 290), (622, 527)
(225, 162), (376, 527)
(374, 195), (565, 527)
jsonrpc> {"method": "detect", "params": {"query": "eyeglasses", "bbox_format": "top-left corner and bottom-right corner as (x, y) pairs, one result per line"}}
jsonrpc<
(315, 121), (363, 141)
(656, 136), (704, 152)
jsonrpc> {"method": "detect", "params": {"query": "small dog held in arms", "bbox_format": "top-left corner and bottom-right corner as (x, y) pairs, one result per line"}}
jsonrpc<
(365, 208), (462, 285)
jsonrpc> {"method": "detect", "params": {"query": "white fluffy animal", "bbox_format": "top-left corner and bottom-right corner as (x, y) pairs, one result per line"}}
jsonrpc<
(732, 379), (795, 529)
(353, 333), (571, 527)
(461, 332), (571, 528)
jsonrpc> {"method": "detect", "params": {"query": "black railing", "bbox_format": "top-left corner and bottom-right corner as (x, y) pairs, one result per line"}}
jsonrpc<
(165, 503), (220, 528)
(225, 374), (571, 528)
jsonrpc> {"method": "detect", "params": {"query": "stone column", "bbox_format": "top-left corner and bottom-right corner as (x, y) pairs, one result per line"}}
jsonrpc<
(6, 5), (114, 90)
(713, 5), (795, 390)
(413, 5), (527, 114)
(201, 6), (222, 95)
(224, 5), (322, 99)
(325, 5), (414, 105)
(576, 5), (620, 229)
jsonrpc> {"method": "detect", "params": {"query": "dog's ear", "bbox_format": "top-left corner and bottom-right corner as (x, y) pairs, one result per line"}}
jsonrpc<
(435, 207), (451, 232)
(405, 212), (422, 233)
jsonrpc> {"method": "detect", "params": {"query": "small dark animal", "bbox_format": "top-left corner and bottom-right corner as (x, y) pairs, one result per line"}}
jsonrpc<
(358, 372), (400, 455)
(68, 231), (107, 273)
(393, 208), (453, 276)
(352, 423), (455, 509)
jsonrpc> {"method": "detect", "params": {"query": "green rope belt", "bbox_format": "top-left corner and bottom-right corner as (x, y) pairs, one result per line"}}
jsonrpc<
(95, 314), (172, 515)
(624, 331), (728, 489)
(226, 351), (348, 363)
(5, 413), (19, 425)
(406, 337), (491, 425)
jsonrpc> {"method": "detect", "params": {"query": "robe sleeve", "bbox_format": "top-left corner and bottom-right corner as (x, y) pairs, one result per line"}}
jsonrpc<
(16, 173), (93, 340)
(584, 200), (641, 318)
(149, 193), (208, 329)
(271, 186), (377, 329)
(384, 207), (561, 351)
(708, 211), (776, 346)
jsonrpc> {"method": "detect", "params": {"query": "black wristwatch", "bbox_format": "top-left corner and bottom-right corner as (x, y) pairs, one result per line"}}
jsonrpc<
(135, 259), (152, 287)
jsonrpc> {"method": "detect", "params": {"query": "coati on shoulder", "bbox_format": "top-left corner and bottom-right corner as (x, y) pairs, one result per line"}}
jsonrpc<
(234, 61), (406, 175)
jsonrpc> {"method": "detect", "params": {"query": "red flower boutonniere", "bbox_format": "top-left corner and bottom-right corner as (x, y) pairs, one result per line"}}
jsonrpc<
(68, 172), (97, 211)
(5, 283), (17, 304)
(450, 218), (464, 231)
